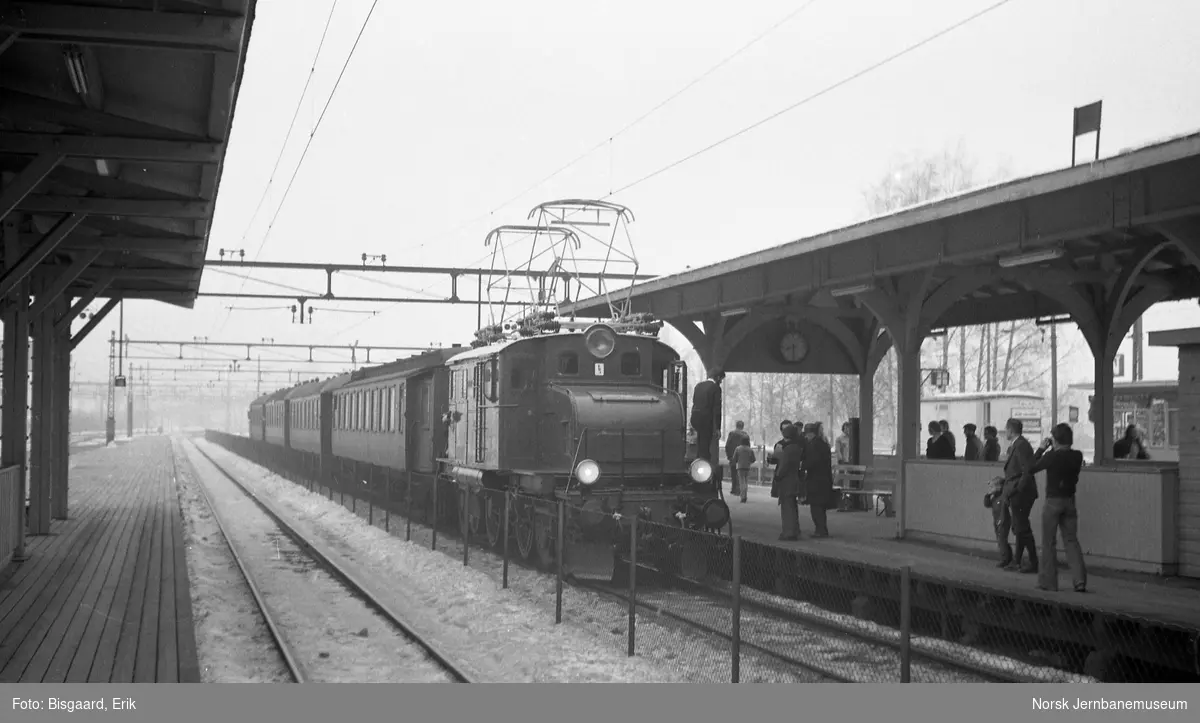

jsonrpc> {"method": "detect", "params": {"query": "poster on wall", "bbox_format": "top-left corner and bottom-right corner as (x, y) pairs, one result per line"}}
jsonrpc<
(1010, 405), (1043, 436)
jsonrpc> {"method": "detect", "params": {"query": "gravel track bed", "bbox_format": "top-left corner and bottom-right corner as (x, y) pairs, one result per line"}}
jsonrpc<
(172, 438), (292, 683)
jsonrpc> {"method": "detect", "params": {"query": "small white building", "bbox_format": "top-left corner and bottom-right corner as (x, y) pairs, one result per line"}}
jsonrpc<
(921, 391), (1045, 442)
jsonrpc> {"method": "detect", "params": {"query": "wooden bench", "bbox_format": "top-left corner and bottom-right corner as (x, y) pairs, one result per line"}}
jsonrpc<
(833, 464), (896, 517)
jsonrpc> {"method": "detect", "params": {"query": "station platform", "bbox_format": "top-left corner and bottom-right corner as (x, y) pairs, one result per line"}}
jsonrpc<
(0, 437), (199, 683)
(728, 482), (1200, 629)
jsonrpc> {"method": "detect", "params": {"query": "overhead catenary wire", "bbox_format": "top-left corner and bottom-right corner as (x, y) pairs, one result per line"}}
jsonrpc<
(398, 0), (826, 264)
(447, 0), (1018, 289)
(209, 268), (322, 297)
(320, 0), (1017, 343)
(246, 0), (383, 264)
(602, 0), (1018, 200)
(214, 0), (342, 335)
(219, 0), (383, 335)
(272, 2), (826, 346)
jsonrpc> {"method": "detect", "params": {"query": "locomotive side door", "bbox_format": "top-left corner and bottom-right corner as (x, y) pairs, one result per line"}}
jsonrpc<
(414, 378), (435, 472)
(503, 352), (539, 468)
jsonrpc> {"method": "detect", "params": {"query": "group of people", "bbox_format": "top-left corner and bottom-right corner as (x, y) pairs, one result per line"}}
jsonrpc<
(984, 418), (1088, 593)
(925, 419), (1001, 461)
(767, 419), (835, 541)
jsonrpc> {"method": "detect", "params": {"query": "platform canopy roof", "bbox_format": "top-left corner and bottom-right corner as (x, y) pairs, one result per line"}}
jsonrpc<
(0, 0), (259, 309)
(562, 131), (1200, 329)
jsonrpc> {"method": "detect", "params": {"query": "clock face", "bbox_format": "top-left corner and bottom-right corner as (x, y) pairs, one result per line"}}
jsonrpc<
(780, 331), (808, 363)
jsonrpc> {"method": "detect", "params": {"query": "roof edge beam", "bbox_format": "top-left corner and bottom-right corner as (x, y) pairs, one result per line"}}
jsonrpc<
(1, 2), (244, 54)
(16, 196), (211, 219)
(0, 132), (219, 163)
(0, 87), (204, 141)
(30, 233), (205, 254)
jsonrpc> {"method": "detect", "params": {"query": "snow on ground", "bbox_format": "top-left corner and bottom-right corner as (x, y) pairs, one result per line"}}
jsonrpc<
(178, 440), (453, 683)
(317, 481), (831, 683)
(171, 438), (293, 683)
(192, 438), (678, 683)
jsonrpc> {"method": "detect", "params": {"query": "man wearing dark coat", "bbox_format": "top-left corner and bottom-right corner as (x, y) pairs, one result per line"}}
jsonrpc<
(998, 417), (1039, 573)
(690, 369), (725, 463)
(926, 421), (954, 459)
(939, 420), (956, 459)
(724, 420), (751, 495)
(801, 423), (834, 537)
(771, 424), (804, 541)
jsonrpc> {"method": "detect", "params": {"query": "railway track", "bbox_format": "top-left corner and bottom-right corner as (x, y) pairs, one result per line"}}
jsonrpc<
(198, 435), (1063, 684)
(576, 574), (1010, 684)
(179, 439), (475, 684)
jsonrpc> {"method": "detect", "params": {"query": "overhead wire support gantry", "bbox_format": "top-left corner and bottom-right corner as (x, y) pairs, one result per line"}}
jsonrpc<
(122, 339), (444, 365)
(204, 259), (656, 307)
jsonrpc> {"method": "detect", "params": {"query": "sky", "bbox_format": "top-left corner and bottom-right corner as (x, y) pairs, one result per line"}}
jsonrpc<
(65, 0), (1200, 395)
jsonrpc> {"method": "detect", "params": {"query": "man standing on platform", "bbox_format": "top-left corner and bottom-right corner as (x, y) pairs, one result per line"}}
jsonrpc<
(982, 425), (1002, 462)
(998, 418), (1039, 573)
(801, 423), (834, 537)
(690, 368), (725, 464)
(835, 422), (852, 465)
(725, 420), (750, 496)
(962, 423), (984, 461)
(940, 420), (956, 459)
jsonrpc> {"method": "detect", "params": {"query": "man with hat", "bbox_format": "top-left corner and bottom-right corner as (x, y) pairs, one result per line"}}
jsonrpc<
(962, 423), (984, 461)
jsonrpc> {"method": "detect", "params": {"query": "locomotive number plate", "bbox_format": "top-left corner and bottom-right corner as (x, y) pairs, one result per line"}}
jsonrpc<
(594, 362), (605, 376)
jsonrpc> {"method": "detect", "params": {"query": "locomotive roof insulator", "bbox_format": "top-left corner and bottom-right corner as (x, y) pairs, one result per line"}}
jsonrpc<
(582, 324), (617, 360)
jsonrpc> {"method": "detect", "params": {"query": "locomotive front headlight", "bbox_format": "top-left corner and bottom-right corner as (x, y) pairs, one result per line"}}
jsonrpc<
(583, 325), (617, 359)
(689, 458), (713, 483)
(575, 458), (601, 485)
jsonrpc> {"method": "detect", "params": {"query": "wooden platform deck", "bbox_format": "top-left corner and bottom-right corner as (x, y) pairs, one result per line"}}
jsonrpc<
(729, 484), (1200, 628)
(0, 436), (199, 683)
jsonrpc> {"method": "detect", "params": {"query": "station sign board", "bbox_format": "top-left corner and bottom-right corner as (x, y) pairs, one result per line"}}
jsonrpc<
(1010, 405), (1043, 436)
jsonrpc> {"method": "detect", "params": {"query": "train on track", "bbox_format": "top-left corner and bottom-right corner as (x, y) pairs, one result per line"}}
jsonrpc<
(247, 315), (731, 577)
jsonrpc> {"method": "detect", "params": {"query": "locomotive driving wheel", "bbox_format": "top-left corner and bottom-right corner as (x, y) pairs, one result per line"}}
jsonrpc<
(514, 498), (535, 559)
(484, 492), (505, 548)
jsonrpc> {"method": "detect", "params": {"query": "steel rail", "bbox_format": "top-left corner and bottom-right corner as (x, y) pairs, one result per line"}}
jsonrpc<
(187, 440), (476, 683)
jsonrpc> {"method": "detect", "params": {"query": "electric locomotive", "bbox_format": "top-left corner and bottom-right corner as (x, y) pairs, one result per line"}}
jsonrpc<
(438, 316), (729, 577)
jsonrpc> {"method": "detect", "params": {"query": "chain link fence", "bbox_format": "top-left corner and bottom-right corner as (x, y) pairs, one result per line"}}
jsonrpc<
(202, 431), (1200, 684)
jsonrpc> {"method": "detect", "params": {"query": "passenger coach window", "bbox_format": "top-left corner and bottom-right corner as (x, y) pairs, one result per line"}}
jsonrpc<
(621, 352), (641, 376)
(558, 352), (579, 375)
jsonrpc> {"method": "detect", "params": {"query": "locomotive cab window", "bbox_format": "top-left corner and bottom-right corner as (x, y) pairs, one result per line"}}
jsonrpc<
(488, 357), (499, 401)
(511, 363), (535, 391)
(558, 352), (579, 375)
(620, 352), (641, 376)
